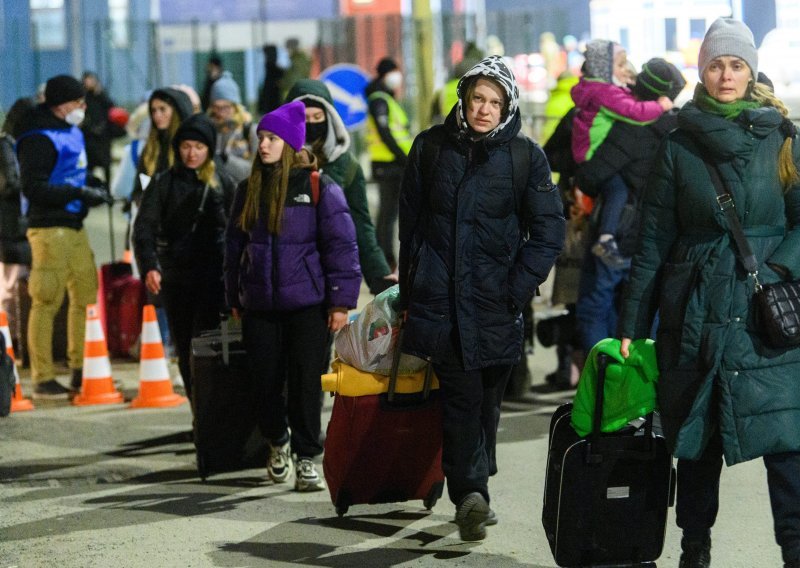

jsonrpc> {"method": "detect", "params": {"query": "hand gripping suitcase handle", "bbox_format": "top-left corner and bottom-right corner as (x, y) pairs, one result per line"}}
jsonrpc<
(387, 324), (434, 404)
(387, 326), (403, 403)
(587, 352), (656, 463)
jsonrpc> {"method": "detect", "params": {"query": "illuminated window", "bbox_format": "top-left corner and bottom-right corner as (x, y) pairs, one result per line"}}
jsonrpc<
(665, 18), (677, 51)
(30, 0), (66, 50)
(109, 0), (129, 47)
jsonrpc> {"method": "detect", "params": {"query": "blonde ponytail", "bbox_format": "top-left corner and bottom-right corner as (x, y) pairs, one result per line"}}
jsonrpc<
(751, 82), (800, 191)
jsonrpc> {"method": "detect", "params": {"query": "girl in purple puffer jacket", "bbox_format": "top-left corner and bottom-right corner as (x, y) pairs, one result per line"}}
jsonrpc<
(224, 101), (361, 492)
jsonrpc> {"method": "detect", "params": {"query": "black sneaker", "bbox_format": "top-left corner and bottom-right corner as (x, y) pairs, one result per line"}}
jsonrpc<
(591, 237), (631, 270)
(32, 379), (71, 400)
(679, 539), (711, 568)
(70, 368), (83, 391)
(454, 492), (490, 541)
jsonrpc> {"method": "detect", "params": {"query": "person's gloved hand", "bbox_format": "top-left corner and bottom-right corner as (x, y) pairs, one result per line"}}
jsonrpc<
(80, 186), (113, 206)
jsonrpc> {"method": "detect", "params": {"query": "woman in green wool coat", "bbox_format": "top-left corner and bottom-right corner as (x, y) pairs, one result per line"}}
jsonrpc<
(286, 79), (396, 295)
(619, 18), (800, 568)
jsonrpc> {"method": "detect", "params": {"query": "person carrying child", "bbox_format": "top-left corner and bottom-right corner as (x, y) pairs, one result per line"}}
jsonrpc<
(571, 39), (673, 268)
(223, 101), (361, 492)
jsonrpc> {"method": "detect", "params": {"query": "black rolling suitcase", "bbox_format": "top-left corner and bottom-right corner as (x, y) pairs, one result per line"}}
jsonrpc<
(190, 318), (269, 480)
(542, 353), (676, 567)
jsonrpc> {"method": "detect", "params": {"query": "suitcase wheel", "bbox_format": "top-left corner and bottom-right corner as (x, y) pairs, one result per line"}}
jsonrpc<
(423, 482), (443, 511)
(335, 505), (349, 517)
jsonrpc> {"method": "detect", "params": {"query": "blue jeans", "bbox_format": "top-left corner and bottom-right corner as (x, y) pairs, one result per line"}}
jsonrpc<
(575, 248), (629, 353)
(598, 173), (629, 236)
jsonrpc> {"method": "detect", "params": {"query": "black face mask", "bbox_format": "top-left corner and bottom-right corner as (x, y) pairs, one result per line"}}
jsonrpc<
(306, 121), (328, 144)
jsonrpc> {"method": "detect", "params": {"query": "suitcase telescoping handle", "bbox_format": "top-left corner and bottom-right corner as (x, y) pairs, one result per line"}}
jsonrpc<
(220, 313), (230, 366)
(386, 324), (434, 404)
(586, 353), (655, 463)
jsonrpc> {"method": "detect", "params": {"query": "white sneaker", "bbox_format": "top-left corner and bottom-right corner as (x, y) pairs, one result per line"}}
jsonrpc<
(294, 458), (325, 492)
(267, 441), (293, 483)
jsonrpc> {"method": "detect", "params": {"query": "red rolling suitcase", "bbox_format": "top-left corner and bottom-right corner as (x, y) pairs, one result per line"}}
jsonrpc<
(322, 331), (445, 517)
(100, 262), (145, 358)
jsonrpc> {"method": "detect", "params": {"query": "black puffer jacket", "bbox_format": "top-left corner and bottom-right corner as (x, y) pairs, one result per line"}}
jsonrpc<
(0, 134), (30, 264)
(133, 164), (233, 284)
(576, 109), (679, 197)
(399, 106), (565, 370)
(576, 110), (679, 256)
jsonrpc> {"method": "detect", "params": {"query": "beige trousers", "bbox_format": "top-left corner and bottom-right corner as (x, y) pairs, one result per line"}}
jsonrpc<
(27, 227), (97, 383)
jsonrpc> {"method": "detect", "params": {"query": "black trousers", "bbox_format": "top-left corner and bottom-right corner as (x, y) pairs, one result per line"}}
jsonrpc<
(372, 161), (405, 269)
(161, 276), (223, 401)
(433, 331), (512, 506)
(242, 305), (330, 459)
(676, 429), (800, 562)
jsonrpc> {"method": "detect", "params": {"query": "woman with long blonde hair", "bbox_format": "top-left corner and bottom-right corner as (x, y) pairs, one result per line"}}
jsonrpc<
(130, 88), (193, 206)
(224, 101), (361, 492)
(619, 18), (800, 567)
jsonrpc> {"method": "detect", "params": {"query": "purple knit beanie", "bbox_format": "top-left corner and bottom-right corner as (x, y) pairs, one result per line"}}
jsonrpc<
(257, 101), (306, 152)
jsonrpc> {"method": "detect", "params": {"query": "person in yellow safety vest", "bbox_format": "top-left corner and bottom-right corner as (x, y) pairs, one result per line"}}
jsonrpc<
(431, 43), (487, 126)
(365, 57), (413, 270)
(430, 78), (460, 126)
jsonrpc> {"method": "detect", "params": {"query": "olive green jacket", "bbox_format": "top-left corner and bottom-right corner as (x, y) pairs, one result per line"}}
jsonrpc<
(287, 79), (391, 291)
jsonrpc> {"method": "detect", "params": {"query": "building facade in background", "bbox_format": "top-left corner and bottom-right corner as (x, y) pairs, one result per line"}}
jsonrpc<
(0, 0), (784, 113)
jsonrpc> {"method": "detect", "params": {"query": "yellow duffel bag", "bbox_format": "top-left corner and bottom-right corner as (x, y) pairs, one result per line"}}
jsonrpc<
(321, 358), (439, 397)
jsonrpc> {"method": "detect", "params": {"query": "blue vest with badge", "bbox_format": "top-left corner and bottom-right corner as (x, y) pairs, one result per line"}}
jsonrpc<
(17, 126), (87, 216)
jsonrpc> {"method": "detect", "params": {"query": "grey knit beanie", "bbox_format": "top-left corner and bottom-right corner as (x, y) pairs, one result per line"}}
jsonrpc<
(697, 18), (757, 80)
(209, 71), (242, 105)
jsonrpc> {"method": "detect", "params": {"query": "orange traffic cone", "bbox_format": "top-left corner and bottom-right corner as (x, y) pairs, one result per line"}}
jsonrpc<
(73, 304), (124, 406)
(130, 305), (187, 408)
(0, 310), (34, 412)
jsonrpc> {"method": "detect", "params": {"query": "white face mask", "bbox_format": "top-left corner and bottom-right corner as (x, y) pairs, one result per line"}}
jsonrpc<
(384, 71), (403, 91)
(65, 108), (85, 126)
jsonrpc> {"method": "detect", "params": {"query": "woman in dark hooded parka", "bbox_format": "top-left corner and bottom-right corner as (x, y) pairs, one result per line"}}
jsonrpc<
(398, 55), (565, 541)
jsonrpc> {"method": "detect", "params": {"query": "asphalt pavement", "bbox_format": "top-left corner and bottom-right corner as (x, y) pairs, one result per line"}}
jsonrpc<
(0, 202), (786, 568)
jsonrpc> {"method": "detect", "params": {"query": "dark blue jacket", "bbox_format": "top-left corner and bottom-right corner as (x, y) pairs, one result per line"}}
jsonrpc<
(399, 109), (565, 370)
(224, 167), (361, 312)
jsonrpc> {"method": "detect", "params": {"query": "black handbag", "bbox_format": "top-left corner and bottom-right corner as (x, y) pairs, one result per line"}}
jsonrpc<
(701, 155), (800, 348)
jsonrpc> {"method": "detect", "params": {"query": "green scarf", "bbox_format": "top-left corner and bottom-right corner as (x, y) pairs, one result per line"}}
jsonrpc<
(693, 83), (761, 120)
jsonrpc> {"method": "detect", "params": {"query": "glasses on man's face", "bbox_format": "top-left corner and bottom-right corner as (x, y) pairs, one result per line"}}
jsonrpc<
(212, 103), (234, 113)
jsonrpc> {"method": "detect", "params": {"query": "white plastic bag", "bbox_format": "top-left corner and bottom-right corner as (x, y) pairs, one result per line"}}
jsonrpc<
(335, 285), (427, 375)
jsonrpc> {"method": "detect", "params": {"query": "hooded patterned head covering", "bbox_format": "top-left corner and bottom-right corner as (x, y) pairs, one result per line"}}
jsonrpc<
(456, 55), (520, 138)
(583, 39), (624, 83)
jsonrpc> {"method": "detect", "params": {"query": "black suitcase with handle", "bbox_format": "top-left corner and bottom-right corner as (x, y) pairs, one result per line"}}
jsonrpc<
(190, 318), (268, 480)
(542, 353), (676, 567)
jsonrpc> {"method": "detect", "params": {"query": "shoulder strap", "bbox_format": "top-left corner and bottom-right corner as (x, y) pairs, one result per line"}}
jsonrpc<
(189, 184), (211, 234)
(510, 133), (531, 220)
(310, 170), (320, 205)
(421, 127), (447, 183)
(510, 133), (532, 237)
(698, 150), (760, 277)
(242, 122), (252, 141)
